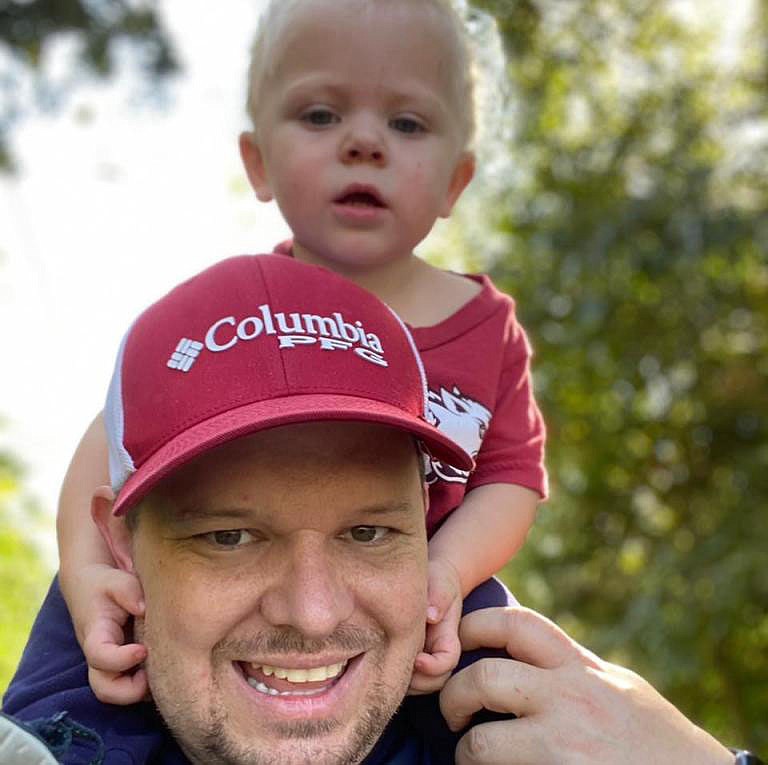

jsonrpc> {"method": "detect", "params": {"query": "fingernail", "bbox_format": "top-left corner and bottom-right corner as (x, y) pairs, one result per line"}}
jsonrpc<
(427, 606), (439, 621)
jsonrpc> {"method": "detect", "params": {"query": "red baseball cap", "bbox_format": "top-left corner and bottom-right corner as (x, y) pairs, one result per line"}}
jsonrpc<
(105, 254), (473, 515)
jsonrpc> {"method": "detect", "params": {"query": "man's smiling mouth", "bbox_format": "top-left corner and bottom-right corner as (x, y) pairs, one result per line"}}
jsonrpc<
(240, 659), (351, 697)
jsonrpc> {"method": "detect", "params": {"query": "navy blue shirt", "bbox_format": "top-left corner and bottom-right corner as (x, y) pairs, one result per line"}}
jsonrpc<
(3, 577), (512, 764)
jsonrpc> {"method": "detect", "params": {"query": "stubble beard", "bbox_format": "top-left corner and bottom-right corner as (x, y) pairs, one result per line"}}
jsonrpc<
(147, 627), (416, 765)
(194, 677), (401, 765)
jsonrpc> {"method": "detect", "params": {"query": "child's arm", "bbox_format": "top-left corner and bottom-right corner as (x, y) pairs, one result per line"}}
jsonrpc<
(58, 413), (115, 587)
(428, 483), (538, 595)
(57, 412), (148, 704)
(409, 483), (538, 693)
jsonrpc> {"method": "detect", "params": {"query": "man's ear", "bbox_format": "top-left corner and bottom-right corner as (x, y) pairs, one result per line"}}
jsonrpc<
(92, 486), (134, 573)
(439, 150), (475, 218)
(238, 131), (274, 202)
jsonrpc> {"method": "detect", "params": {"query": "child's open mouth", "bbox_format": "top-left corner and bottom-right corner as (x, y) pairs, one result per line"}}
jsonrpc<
(334, 185), (386, 209)
(336, 192), (384, 207)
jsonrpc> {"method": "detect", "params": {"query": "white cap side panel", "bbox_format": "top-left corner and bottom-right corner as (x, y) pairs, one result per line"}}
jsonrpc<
(385, 305), (430, 420)
(104, 326), (136, 491)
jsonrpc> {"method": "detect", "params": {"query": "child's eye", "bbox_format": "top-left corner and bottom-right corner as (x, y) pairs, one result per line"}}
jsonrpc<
(204, 529), (254, 548)
(301, 108), (339, 127)
(389, 116), (425, 134)
(346, 525), (390, 544)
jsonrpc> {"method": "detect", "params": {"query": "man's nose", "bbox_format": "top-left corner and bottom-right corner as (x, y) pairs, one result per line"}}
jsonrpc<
(339, 120), (386, 165)
(259, 535), (355, 639)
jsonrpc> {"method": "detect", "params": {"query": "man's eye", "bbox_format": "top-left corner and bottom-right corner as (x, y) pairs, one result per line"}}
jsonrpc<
(348, 526), (389, 544)
(390, 117), (425, 134)
(301, 108), (339, 126)
(205, 529), (253, 548)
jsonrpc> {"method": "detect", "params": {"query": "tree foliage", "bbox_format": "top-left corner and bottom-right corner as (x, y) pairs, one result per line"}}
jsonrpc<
(0, 446), (50, 695)
(0, 0), (175, 692)
(0, 0), (177, 169)
(460, 0), (768, 751)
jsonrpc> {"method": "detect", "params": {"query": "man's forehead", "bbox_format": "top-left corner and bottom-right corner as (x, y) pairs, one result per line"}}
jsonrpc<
(159, 498), (422, 529)
(205, 421), (421, 467)
(140, 421), (424, 517)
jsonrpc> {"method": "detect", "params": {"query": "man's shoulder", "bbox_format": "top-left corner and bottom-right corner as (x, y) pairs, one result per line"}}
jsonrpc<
(3, 576), (185, 764)
(362, 696), (459, 764)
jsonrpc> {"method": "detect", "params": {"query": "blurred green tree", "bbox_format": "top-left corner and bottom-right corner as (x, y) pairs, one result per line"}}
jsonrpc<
(456, 0), (767, 751)
(0, 0), (177, 170)
(0, 443), (50, 695)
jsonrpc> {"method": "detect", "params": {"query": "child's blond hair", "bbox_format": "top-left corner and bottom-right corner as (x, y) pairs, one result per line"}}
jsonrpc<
(245, 0), (477, 147)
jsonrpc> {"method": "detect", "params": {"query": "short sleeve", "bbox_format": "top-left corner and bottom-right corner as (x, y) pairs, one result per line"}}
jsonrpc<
(467, 310), (548, 498)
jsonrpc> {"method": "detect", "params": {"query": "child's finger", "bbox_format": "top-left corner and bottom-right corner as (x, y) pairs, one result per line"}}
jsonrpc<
(425, 617), (462, 658)
(105, 572), (146, 616)
(85, 632), (147, 674)
(89, 666), (149, 706)
(416, 646), (456, 677)
(408, 670), (449, 695)
(427, 576), (456, 621)
(83, 617), (131, 657)
(426, 629), (461, 659)
(86, 614), (127, 643)
(409, 653), (452, 694)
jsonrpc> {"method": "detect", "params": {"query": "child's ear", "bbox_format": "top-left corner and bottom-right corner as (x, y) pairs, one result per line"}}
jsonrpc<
(92, 486), (134, 573)
(239, 131), (274, 203)
(440, 151), (475, 218)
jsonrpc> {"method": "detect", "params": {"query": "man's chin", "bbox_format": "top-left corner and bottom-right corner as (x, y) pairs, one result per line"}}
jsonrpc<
(177, 698), (392, 765)
(163, 663), (408, 765)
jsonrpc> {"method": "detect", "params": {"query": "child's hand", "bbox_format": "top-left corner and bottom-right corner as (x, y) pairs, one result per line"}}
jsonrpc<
(408, 558), (463, 694)
(68, 563), (149, 705)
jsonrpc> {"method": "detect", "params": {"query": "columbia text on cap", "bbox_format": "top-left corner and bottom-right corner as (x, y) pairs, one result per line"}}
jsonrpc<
(105, 254), (474, 515)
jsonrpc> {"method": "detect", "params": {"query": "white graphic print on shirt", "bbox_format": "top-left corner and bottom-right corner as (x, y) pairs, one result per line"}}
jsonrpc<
(426, 385), (492, 484)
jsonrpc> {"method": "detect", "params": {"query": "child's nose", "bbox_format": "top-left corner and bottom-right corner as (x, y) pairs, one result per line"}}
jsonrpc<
(340, 127), (386, 165)
(344, 143), (384, 163)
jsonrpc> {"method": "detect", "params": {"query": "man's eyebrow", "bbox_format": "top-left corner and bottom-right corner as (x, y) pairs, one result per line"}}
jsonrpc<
(352, 501), (422, 518)
(167, 506), (257, 524)
(164, 500), (422, 526)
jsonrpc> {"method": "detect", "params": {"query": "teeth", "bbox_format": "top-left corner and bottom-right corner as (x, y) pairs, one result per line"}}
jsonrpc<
(254, 661), (346, 683)
(307, 666), (330, 682)
(247, 677), (329, 697)
(248, 679), (280, 696)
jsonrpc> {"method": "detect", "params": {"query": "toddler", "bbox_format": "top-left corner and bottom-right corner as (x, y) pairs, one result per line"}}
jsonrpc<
(57, 0), (547, 704)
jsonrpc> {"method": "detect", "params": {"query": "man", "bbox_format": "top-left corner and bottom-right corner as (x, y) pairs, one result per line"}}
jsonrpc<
(3, 254), (492, 764)
(2, 256), (758, 764)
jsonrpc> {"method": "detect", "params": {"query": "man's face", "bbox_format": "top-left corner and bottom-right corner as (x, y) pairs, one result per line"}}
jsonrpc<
(240, 0), (474, 275)
(124, 422), (428, 765)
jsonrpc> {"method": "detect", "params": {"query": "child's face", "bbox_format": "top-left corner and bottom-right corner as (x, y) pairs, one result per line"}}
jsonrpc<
(240, 0), (475, 271)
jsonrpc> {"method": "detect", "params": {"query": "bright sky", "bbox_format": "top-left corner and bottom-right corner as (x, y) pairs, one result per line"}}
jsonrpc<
(0, 0), (753, 562)
(0, 0), (288, 544)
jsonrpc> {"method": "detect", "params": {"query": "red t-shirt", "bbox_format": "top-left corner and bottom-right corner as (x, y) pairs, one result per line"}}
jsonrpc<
(410, 274), (547, 534)
(272, 242), (547, 535)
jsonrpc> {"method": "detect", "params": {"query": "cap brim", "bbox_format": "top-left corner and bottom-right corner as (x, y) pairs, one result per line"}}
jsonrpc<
(112, 393), (474, 515)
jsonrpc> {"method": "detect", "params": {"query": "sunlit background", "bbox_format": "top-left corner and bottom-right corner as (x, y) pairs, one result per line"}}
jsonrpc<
(1, 0), (766, 753)
(1, 0), (288, 527)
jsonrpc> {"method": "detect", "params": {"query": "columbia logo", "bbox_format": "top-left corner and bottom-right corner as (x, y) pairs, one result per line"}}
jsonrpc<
(167, 338), (204, 372)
